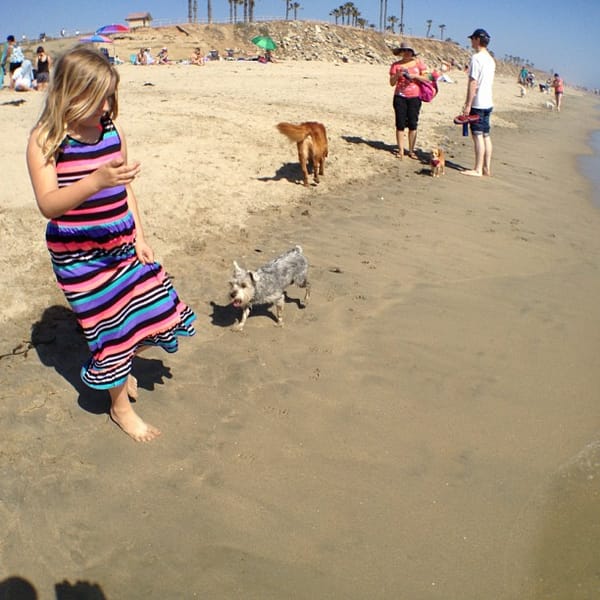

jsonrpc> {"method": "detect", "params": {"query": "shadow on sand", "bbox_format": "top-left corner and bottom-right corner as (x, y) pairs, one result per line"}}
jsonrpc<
(0, 576), (107, 599)
(30, 305), (172, 415)
(257, 162), (304, 185)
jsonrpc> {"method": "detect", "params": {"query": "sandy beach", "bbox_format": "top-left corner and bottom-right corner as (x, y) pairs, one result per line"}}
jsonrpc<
(1, 55), (600, 599)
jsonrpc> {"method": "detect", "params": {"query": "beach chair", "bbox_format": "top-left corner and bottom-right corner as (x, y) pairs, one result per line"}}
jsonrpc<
(208, 50), (219, 61)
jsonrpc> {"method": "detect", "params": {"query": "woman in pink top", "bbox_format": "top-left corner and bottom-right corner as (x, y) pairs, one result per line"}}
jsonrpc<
(552, 73), (564, 112)
(389, 42), (429, 159)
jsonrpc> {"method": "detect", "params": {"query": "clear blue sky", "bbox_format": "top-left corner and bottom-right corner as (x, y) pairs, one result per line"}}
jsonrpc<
(1, 0), (598, 89)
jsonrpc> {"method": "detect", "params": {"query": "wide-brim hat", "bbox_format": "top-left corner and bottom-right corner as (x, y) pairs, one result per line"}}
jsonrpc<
(392, 42), (416, 56)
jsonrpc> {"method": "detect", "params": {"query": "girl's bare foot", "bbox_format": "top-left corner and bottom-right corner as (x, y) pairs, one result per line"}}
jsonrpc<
(461, 169), (483, 177)
(110, 405), (161, 442)
(127, 374), (139, 400)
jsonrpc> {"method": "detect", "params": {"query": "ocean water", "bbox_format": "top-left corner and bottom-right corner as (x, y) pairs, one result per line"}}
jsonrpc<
(580, 122), (600, 208)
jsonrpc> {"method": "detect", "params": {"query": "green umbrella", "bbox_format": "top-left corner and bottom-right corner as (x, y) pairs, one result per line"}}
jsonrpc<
(251, 35), (277, 51)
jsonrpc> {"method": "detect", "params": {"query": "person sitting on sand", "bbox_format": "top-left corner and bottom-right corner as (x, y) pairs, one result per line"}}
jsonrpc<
(144, 48), (155, 65)
(12, 58), (36, 91)
(135, 48), (146, 65)
(157, 47), (169, 65)
(190, 47), (204, 65)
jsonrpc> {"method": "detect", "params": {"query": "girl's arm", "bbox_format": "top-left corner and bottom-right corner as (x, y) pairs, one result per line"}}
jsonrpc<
(27, 126), (141, 219)
(115, 122), (154, 264)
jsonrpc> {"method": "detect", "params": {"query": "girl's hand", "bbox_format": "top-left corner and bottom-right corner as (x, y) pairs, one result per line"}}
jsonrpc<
(135, 239), (154, 264)
(94, 158), (141, 189)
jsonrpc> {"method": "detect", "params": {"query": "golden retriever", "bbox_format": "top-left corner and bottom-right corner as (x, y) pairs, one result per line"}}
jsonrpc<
(276, 122), (328, 187)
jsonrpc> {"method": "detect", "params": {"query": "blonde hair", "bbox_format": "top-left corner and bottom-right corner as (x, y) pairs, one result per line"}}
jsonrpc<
(34, 45), (120, 161)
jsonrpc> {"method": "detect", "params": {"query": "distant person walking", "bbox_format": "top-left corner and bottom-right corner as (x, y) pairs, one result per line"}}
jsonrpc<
(389, 42), (430, 160)
(6, 35), (25, 90)
(551, 73), (564, 112)
(461, 28), (495, 177)
(0, 39), (7, 87)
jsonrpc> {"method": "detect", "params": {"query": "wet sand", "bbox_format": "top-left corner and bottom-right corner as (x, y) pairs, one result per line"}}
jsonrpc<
(1, 64), (600, 598)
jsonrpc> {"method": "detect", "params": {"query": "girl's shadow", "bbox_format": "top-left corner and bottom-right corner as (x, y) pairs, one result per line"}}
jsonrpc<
(31, 305), (172, 415)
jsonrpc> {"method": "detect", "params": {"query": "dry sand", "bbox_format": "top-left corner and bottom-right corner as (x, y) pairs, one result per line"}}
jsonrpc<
(1, 57), (600, 599)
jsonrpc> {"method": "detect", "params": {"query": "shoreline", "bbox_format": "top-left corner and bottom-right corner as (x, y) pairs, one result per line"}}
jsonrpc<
(2, 62), (600, 598)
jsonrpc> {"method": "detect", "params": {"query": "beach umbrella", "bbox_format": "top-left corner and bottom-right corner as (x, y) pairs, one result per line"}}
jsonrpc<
(251, 35), (277, 51)
(96, 24), (130, 35)
(79, 34), (113, 43)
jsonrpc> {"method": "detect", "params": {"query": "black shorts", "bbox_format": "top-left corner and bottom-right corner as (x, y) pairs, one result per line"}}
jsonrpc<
(9, 61), (22, 73)
(393, 95), (422, 131)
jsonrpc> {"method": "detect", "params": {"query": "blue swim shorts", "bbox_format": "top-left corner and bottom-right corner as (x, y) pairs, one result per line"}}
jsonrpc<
(470, 107), (492, 135)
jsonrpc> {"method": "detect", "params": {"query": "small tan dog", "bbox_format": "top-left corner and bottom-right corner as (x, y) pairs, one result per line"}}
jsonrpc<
(276, 121), (328, 187)
(430, 148), (446, 177)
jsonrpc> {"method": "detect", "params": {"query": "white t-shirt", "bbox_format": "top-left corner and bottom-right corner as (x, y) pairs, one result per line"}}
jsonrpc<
(469, 50), (495, 109)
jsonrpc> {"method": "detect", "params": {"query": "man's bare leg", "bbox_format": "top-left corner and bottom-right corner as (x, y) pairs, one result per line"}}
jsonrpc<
(109, 381), (161, 442)
(482, 135), (493, 176)
(462, 133), (485, 176)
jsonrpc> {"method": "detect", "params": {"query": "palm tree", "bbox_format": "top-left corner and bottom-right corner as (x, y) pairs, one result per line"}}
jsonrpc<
(291, 1), (301, 19)
(356, 17), (367, 29)
(232, 0), (243, 23)
(439, 24), (446, 40)
(383, 0), (388, 33)
(206, 0), (212, 24)
(387, 15), (398, 33)
(379, 0), (384, 30)
(330, 7), (341, 24)
(426, 19), (432, 37)
(343, 2), (356, 25)
(399, 0), (404, 34)
(248, 0), (255, 22)
(285, 0), (291, 20)
(187, 0), (192, 22)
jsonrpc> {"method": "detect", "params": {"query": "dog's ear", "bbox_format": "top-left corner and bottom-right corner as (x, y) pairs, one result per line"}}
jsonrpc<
(249, 270), (259, 284)
(233, 261), (244, 275)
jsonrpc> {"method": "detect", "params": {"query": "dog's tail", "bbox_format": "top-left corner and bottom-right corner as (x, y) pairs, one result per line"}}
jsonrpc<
(276, 122), (312, 143)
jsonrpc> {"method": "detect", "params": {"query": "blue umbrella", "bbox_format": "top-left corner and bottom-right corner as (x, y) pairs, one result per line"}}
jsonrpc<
(79, 34), (113, 43)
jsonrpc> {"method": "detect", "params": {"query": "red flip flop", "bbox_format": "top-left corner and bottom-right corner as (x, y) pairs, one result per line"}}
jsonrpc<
(453, 114), (480, 124)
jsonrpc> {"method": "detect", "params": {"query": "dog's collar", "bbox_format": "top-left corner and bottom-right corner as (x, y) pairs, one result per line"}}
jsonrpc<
(431, 158), (440, 166)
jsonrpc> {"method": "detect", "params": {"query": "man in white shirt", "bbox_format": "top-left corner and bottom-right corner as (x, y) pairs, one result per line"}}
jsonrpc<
(462, 28), (495, 176)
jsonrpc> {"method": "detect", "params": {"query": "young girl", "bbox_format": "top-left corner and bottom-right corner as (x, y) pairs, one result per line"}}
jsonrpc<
(27, 46), (196, 442)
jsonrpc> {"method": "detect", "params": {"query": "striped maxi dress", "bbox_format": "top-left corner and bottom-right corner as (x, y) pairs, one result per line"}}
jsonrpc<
(46, 117), (196, 389)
